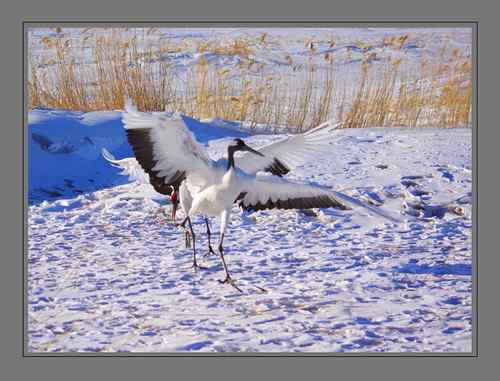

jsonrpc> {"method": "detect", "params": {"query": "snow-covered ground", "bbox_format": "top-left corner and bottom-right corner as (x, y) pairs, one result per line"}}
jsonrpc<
(27, 110), (472, 353)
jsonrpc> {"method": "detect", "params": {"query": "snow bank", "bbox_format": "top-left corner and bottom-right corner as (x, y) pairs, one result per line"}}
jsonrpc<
(28, 109), (250, 203)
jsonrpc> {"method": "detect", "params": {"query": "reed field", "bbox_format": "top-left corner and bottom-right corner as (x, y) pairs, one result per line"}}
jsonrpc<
(27, 28), (472, 130)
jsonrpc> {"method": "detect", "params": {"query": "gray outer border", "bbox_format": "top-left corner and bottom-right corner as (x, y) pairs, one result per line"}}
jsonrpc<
(2, 0), (497, 380)
(22, 21), (477, 358)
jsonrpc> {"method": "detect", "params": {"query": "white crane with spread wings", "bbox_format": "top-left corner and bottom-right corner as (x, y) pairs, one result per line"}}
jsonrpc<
(107, 100), (403, 291)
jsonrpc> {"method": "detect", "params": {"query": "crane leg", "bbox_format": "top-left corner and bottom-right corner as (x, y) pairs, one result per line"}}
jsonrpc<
(203, 217), (216, 257)
(179, 216), (192, 248)
(180, 216), (206, 271)
(178, 216), (189, 228)
(217, 233), (242, 293)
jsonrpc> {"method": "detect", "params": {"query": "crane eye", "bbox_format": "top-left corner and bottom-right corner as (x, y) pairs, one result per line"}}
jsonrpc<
(229, 138), (246, 149)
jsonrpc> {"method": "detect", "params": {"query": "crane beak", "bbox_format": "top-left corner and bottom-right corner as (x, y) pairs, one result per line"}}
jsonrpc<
(243, 144), (265, 157)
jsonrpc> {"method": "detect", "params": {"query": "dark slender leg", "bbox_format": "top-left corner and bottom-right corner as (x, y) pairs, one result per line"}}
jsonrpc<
(185, 230), (191, 248)
(178, 216), (189, 229)
(217, 233), (242, 292)
(203, 217), (216, 257)
(185, 217), (206, 271)
(178, 216), (192, 248)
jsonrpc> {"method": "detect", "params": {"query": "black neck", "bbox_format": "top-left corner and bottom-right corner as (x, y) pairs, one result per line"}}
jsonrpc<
(227, 146), (236, 170)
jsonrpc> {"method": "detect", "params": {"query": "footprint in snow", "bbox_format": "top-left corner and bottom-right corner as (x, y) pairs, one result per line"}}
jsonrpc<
(437, 168), (454, 182)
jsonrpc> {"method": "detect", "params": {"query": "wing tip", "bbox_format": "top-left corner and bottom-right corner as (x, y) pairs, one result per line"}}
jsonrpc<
(122, 98), (155, 130)
(332, 190), (406, 224)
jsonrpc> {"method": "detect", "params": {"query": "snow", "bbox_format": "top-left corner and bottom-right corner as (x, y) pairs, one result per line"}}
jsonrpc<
(27, 109), (472, 353)
(28, 110), (250, 203)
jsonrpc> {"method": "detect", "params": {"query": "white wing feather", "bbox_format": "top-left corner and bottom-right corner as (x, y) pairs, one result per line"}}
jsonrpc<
(101, 148), (166, 200)
(122, 99), (215, 190)
(240, 174), (344, 209)
(240, 175), (405, 224)
(101, 147), (150, 185)
(179, 181), (193, 215)
(237, 119), (342, 175)
(330, 191), (406, 224)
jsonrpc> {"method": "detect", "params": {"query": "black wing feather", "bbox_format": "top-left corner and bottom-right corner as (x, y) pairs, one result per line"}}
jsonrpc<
(126, 129), (186, 195)
(264, 158), (290, 177)
(240, 194), (347, 212)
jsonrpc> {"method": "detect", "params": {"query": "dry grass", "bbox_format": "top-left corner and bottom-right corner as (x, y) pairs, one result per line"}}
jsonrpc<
(342, 49), (472, 129)
(28, 29), (473, 130)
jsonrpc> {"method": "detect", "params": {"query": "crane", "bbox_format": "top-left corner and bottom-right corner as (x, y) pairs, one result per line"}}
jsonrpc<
(119, 100), (404, 291)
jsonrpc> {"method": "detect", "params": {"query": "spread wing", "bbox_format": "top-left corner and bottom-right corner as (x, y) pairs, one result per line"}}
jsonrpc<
(237, 119), (341, 176)
(122, 99), (215, 194)
(101, 147), (173, 196)
(101, 147), (149, 184)
(237, 175), (405, 224)
(237, 175), (347, 212)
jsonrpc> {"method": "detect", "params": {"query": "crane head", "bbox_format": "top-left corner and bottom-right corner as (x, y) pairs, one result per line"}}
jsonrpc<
(229, 138), (264, 157)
